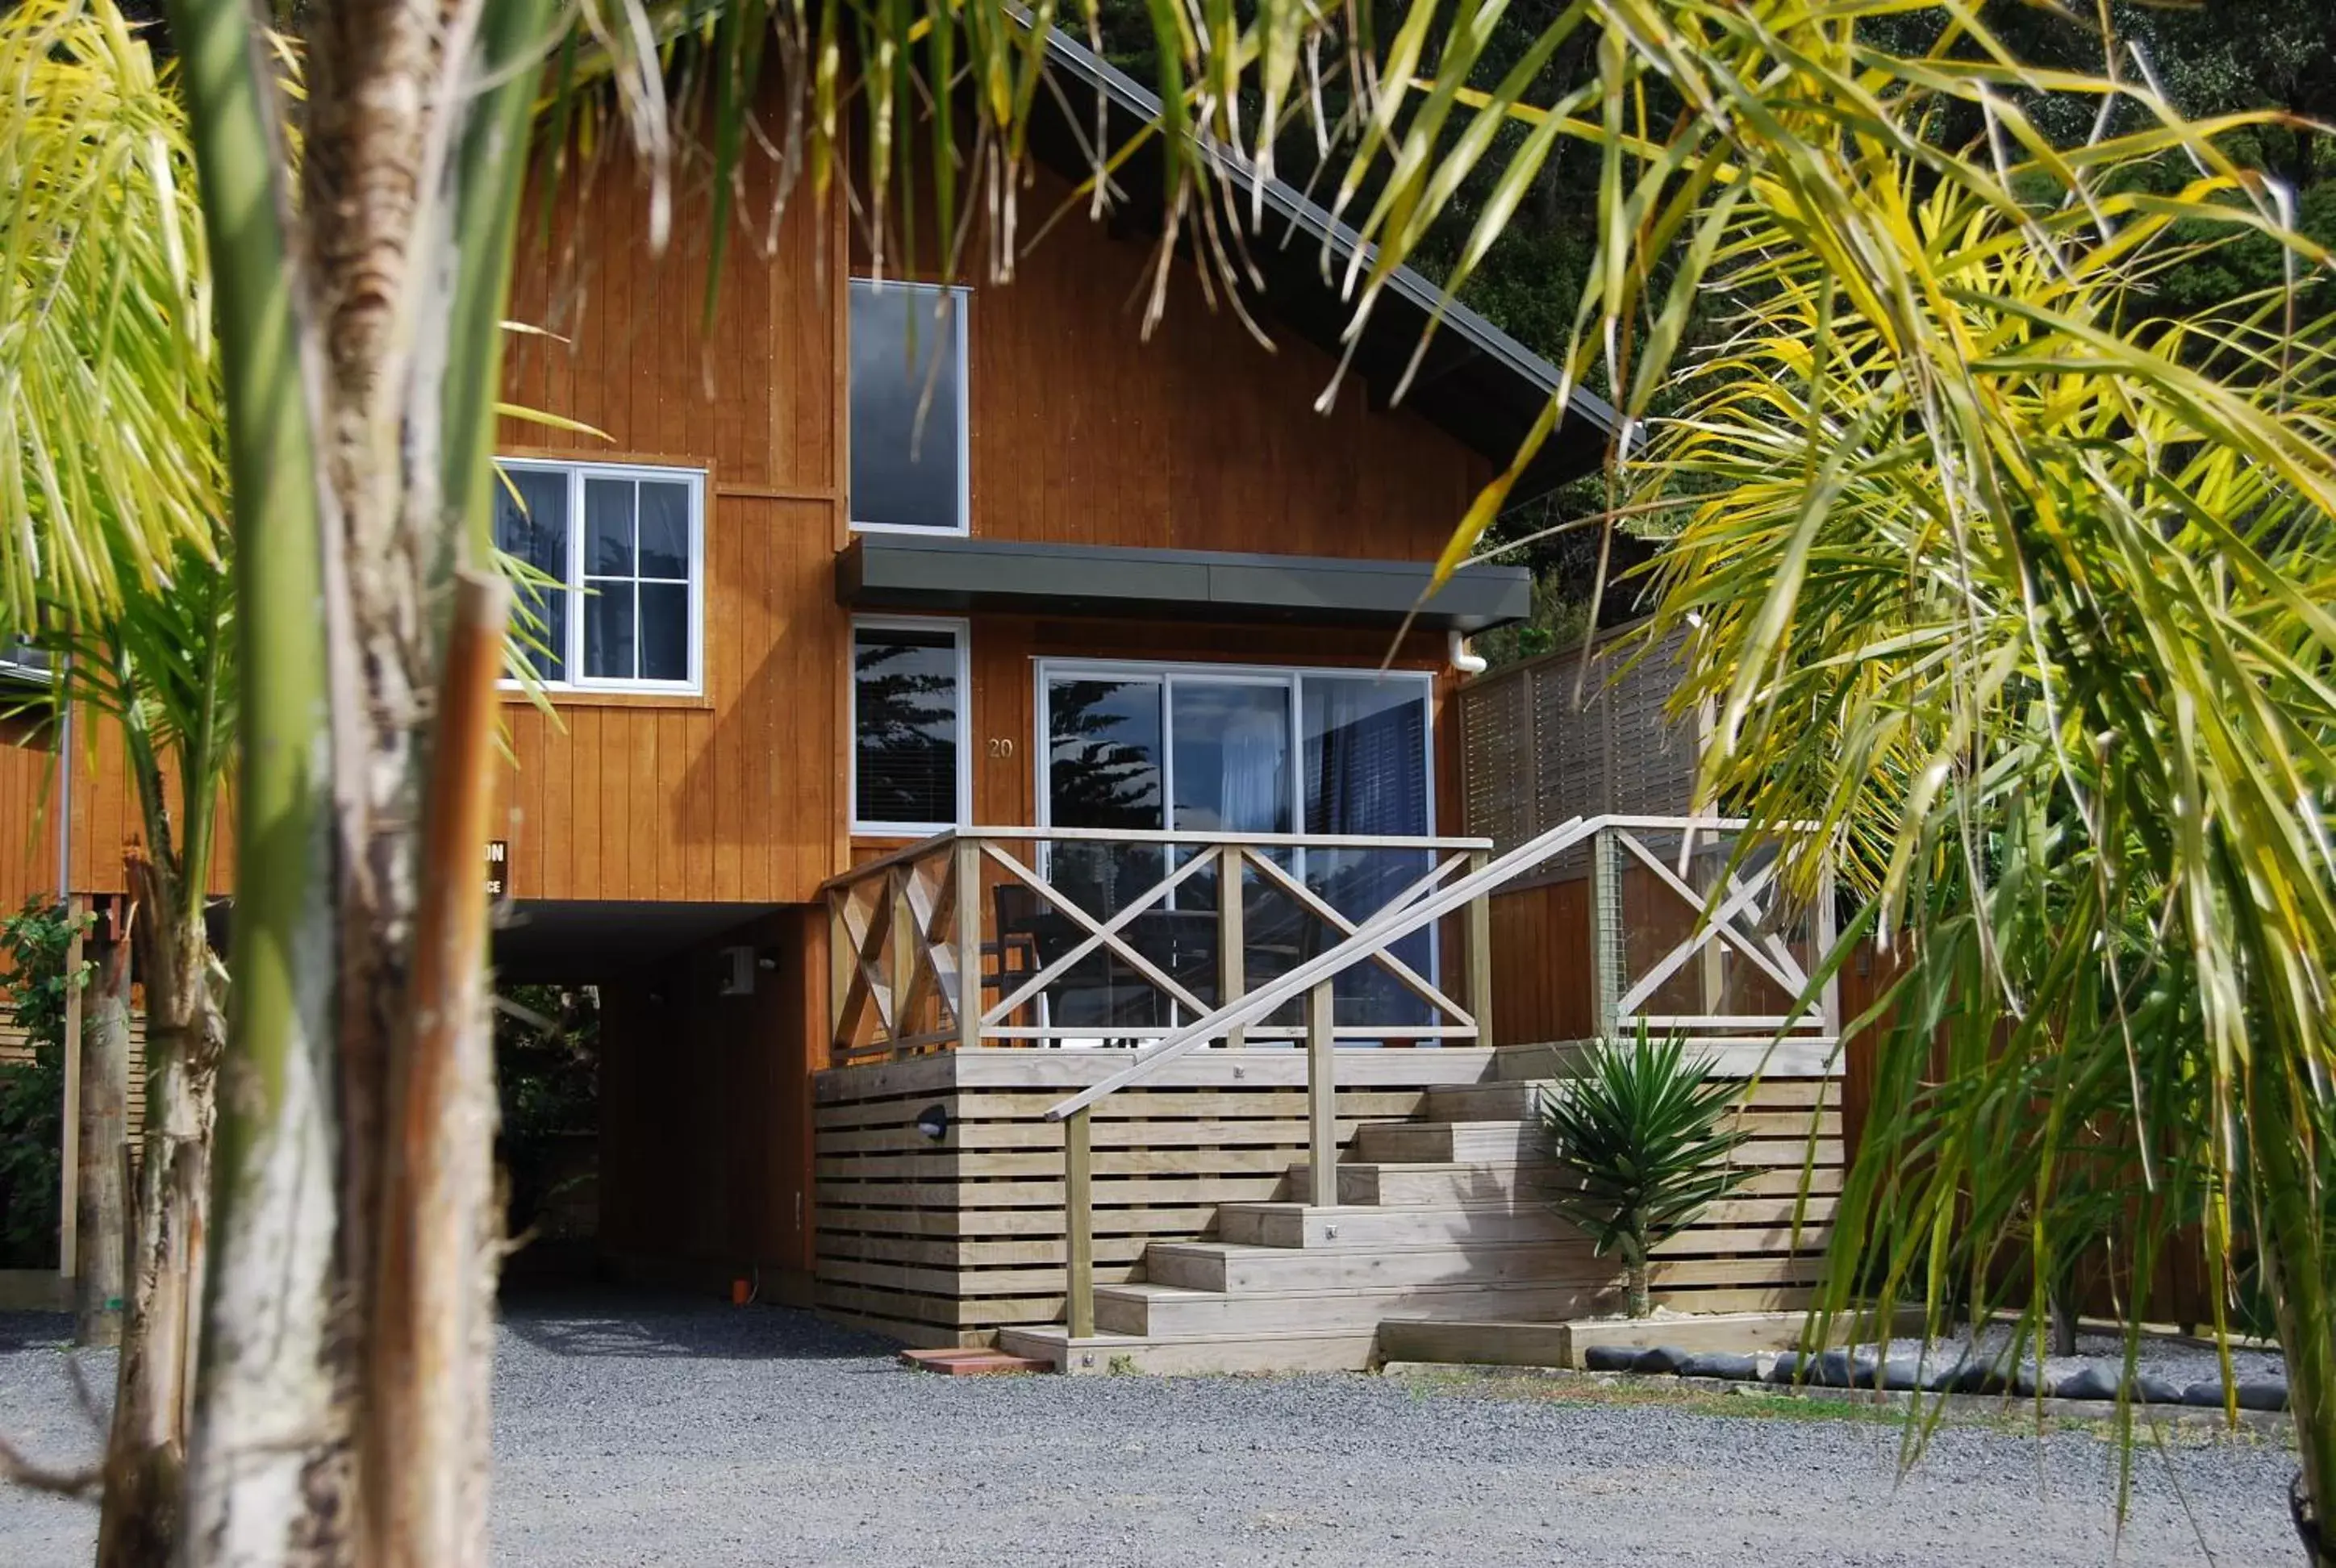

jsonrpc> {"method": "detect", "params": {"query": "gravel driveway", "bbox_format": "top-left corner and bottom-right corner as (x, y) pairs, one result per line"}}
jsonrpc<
(0, 1292), (2301, 1566)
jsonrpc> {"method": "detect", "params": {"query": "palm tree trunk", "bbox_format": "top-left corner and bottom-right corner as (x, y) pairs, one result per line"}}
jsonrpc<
(95, 858), (219, 1568)
(165, 0), (548, 1559)
(1625, 1258), (1652, 1320)
(2246, 1054), (2336, 1567)
(164, 0), (346, 1559)
(360, 573), (509, 1565)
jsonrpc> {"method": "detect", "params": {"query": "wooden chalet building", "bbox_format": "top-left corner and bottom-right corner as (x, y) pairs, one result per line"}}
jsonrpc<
(0, 37), (1845, 1369)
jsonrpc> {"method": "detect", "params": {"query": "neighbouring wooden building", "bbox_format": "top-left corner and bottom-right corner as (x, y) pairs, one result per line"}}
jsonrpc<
(0, 35), (1846, 1369)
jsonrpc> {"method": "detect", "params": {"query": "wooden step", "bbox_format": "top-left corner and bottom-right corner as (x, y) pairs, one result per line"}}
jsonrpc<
(1377, 1317), (1577, 1369)
(1287, 1160), (1566, 1207)
(1355, 1120), (1541, 1164)
(1425, 1081), (1554, 1123)
(998, 1324), (1380, 1375)
(1145, 1237), (1599, 1294)
(1096, 1278), (1612, 1337)
(1219, 1201), (1575, 1249)
(896, 1346), (1053, 1376)
(1493, 1042), (1596, 1082)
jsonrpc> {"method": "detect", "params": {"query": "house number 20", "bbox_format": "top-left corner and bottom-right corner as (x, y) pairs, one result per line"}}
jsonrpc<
(987, 736), (1016, 758)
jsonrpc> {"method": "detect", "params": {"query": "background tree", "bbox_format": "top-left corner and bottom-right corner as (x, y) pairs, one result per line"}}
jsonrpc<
(0, 903), (91, 1271)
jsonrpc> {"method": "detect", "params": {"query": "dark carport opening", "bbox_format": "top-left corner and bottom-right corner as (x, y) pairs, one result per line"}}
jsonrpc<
(490, 899), (811, 1302)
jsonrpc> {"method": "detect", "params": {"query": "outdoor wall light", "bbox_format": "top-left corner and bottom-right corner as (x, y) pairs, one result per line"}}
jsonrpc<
(915, 1103), (949, 1143)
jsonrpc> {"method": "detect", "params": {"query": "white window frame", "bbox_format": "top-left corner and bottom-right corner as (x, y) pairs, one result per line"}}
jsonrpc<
(846, 279), (972, 537)
(496, 456), (707, 695)
(850, 615), (973, 837)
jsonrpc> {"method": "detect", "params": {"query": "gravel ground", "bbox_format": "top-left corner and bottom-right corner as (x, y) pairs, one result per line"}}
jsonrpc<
(0, 1294), (2305, 1566)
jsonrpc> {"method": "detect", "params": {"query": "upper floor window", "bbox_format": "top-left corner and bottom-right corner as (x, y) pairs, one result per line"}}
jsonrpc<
(848, 280), (968, 534)
(494, 457), (706, 693)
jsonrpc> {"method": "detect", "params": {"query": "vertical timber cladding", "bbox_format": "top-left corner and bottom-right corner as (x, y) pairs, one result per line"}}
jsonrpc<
(812, 1051), (1498, 1347)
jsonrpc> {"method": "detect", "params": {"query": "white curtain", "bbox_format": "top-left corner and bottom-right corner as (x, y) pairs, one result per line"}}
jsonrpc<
(1217, 702), (1287, 832)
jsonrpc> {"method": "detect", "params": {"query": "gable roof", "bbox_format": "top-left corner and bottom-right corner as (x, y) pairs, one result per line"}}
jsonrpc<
(1026, 32), (1617, 507)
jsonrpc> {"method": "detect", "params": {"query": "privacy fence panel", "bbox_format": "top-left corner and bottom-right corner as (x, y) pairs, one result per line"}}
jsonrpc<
(1460, 622), (1698, 877)
(1462, 623), (1700, 1048)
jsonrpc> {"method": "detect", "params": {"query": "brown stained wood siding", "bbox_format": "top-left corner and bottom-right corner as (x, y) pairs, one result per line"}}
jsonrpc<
(491, 112), (849, 904)
(0, 719), (235, 907)
(960, 165), (1487, 558)
(4, 116), (1495, 912)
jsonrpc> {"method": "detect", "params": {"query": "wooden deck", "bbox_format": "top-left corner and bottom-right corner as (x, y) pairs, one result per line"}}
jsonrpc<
(811, 813), (1846, 1367)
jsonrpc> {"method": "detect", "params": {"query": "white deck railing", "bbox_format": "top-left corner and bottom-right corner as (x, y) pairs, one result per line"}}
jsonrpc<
(818, 826), (1498, 1066)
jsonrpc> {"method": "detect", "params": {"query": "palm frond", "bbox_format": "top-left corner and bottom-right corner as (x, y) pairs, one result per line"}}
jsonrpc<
(0, 0), (222, 631)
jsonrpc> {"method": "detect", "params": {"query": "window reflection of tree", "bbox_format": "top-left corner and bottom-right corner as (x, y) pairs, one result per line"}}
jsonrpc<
(856, 636), (956, 824)
(1046, 680), (1169, 1029)
(1047, 680), (1162, 828)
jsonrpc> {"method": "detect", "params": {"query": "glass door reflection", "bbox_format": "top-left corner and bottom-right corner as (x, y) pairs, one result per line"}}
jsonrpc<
(1042, 677), (1167, 1034)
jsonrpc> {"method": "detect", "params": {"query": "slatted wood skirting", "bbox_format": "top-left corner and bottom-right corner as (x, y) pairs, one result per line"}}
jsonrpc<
(815, 1048), (1841, 1348)
(815, 1050), (1499, 1347)
(1632, 1074), (1838, 1313)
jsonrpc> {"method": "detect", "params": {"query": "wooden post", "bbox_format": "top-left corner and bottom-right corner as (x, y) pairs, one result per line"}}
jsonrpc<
(826, 892), (849, 1052)
(1816, 849), (1841, 1041)
(1590, 827), (1624, 1042)
(1217, 844), (1246, 1051)
(1697, 830), (1725, 1020)
(889, 866), (916, 1050)
(77, 902), (131, 1346)
(57, 894), (83, 1284)
(1065, 1107), (1095, 1339)
(1464, 849), (1492, 1048)
(953, 837), (982, 1051)
(1307, 981), (1336, 1206)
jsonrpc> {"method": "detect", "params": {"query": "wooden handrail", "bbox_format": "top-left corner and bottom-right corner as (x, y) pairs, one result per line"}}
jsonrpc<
(816, 824), (1494, 896)
(1037, 811), (1797, 1123)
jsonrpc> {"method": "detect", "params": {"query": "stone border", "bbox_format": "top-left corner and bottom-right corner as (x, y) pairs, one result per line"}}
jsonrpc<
(1579, 1342), (2290, 1413)
(1381, 1362), (2295, 1436)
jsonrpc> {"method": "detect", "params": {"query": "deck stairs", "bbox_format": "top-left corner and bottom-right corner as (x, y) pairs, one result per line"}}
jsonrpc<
(1000, 1066), (1623, 1374)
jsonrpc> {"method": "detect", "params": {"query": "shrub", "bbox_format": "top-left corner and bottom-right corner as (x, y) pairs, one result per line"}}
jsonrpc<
(1539, 1028), (1754, 1318)
(0, 899), (89, 1268)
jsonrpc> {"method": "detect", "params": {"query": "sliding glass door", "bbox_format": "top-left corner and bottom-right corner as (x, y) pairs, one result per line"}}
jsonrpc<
(1302, 675), (1434, 1026)
(1036, 661), (1435, 1040)
(1043, 677), (1170, 1029)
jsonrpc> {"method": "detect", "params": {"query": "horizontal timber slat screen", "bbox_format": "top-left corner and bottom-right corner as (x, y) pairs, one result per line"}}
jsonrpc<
(815, 1033), (1843, 1348)
(814, 1051), (1488, 1346)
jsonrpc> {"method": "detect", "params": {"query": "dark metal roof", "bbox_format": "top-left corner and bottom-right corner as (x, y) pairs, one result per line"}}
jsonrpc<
(839, 532), (1532, 632)
(1027, 32), (1618, 506)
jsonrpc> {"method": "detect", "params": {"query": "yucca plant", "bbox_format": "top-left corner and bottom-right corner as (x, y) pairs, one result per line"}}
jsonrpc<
(1539, 1028), (1754, 1319)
